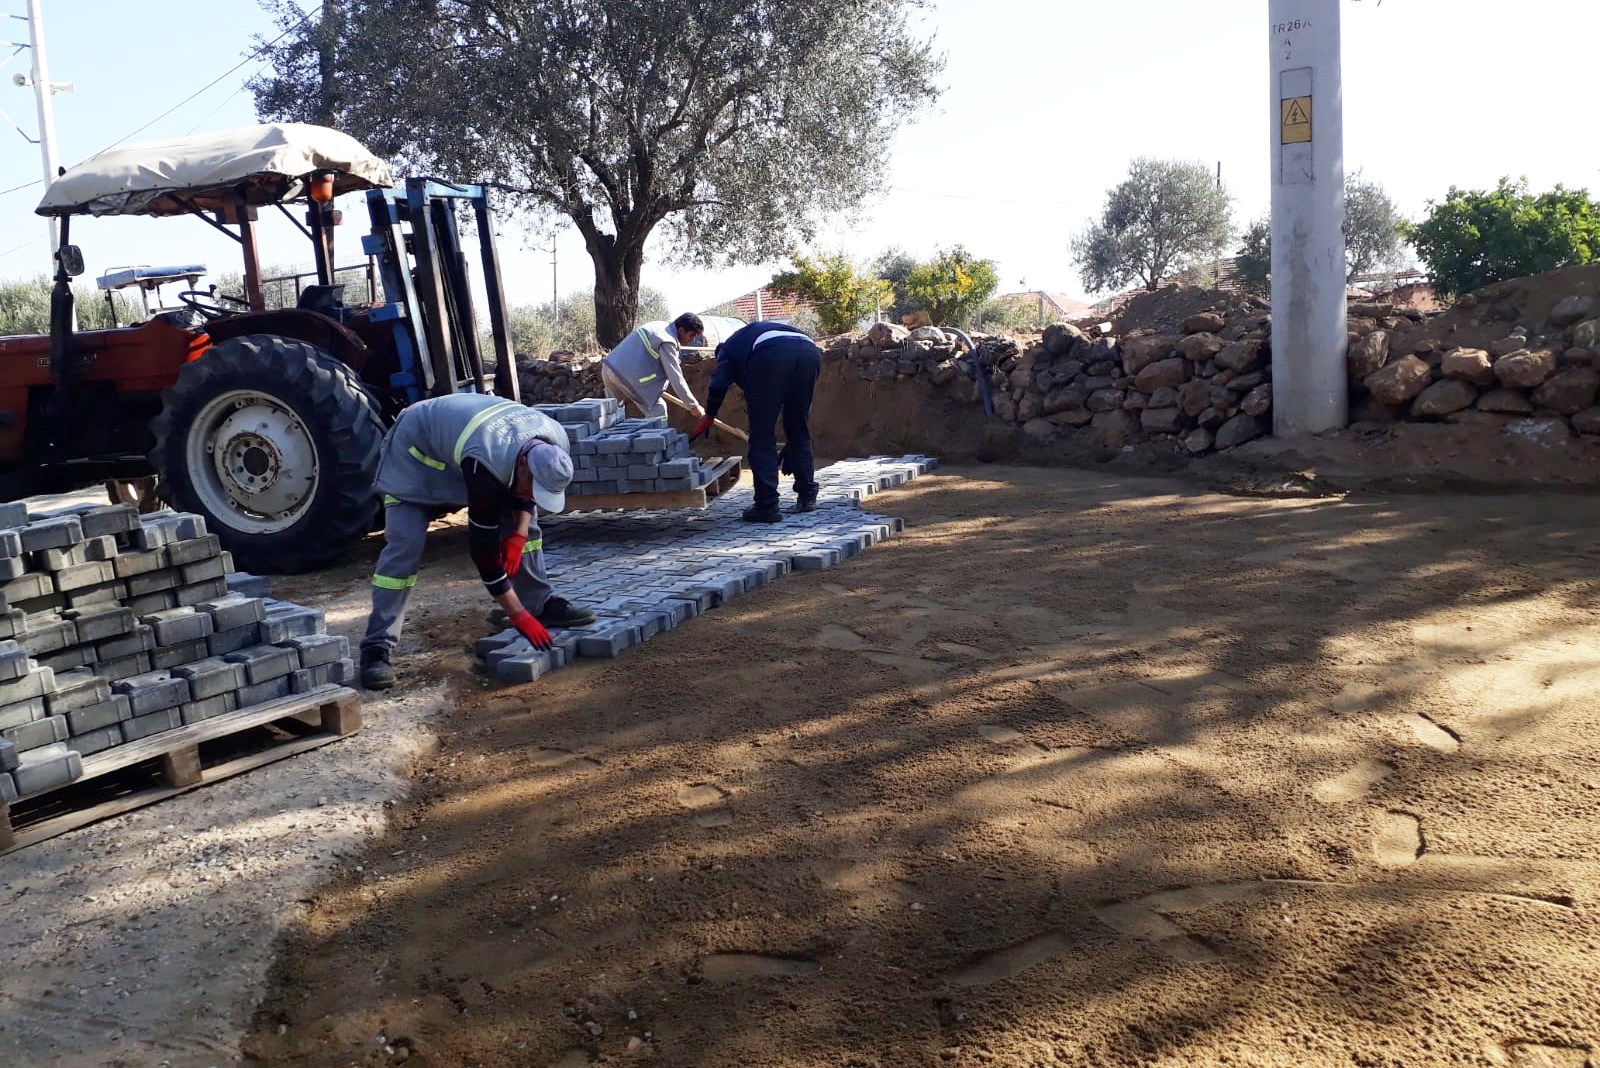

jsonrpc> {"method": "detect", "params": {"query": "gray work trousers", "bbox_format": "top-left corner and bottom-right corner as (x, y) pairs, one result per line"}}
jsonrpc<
(601, 363), (668, 421)
(361, 501), (552, 655)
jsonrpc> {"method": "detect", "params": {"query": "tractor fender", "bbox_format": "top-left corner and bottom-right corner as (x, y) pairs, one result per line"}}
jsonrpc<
(203, 310), (370, 373)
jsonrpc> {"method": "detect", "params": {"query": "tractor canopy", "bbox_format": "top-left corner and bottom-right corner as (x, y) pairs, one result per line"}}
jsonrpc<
(35, 122), (393, 217)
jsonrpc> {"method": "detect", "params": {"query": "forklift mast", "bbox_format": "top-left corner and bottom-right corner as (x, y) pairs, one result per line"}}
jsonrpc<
(363, 178), (520, 404)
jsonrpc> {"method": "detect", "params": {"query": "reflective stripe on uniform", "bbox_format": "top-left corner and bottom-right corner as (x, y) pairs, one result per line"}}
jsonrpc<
(407, 445), (446, 470)
(452, 400), (522, 464)
(372, 573), (417, 590)
(753, 328), (806, 349)
(635, 326), (661, 359)
(382, 494), (401, 506)
(637, 372), (659, 384)
(524, 538), (543, 553)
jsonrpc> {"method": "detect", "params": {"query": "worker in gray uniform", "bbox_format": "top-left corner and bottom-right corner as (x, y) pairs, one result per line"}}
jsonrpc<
(601, 312), (707, 422)
(359, 393), (596, 690)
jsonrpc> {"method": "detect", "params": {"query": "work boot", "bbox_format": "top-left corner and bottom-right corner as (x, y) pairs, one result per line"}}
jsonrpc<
(359, 647), (395, 691)
(742, 503), (783, 523)
(536, 597), (597, 628)
(795, 493), (819, 513)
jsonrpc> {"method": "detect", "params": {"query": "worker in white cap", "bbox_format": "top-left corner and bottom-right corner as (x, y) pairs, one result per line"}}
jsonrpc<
(359, 393), (595, 690)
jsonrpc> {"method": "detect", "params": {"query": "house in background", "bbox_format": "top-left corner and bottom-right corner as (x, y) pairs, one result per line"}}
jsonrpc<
(989, 290), (1094, 327)
(702, 285), (815, 325)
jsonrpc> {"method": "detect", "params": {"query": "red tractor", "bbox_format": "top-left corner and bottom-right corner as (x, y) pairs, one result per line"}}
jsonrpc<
(0, 122), (521, 572)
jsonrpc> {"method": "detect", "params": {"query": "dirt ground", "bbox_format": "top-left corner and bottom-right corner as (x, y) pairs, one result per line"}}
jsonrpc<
(234, 465), (1600, 1068)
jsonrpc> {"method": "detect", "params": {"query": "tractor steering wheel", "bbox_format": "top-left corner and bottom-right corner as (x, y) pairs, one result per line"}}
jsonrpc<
(178, 289), (251, 320)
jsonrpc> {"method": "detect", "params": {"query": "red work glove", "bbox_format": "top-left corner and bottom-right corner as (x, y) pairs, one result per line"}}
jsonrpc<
(689, 415), (715, 443)
(501, 532), (528, 578)
(508, 608), (552, 651)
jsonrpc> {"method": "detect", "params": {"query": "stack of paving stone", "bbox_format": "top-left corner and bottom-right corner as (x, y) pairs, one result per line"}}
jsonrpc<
(534, 399), (721, 496)
(476, 454), (937, 682)
(0, 502), (351, 803)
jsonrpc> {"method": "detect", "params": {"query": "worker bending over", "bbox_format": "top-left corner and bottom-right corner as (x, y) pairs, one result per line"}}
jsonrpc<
(692, 320), (821, 523)
(359, 393), (595, 690)
(601, 312), (707, 422)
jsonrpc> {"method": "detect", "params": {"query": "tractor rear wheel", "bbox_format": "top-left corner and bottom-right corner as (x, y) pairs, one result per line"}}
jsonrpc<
(149, 334), (385, 573)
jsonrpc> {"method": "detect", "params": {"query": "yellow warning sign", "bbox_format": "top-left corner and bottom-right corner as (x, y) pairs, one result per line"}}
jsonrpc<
(1281, 96), (1312, 144)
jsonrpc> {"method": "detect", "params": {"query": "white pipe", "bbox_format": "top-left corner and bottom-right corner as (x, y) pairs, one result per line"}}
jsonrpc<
(25, 0), (62, 253)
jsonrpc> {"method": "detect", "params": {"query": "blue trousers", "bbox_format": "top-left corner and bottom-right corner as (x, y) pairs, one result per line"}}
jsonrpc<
(743, 338), (820, 508)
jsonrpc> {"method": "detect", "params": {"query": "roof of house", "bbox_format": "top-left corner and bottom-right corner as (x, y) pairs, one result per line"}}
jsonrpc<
(995, 291), (1094, 319)
(706, 286), (815, 323)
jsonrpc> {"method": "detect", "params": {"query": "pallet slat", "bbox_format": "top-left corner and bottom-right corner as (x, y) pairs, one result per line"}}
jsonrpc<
(0, 685), (362, 854)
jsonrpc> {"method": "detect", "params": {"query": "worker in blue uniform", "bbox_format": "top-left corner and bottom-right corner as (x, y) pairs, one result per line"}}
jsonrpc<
(691, 320), (821, 523)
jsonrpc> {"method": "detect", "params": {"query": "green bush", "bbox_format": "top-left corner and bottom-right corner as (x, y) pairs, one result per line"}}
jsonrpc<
(1404, 178), (1600, 298)
(507, 286), (671, 358)
(770, 254), (892, 335)
(901, 247), (999, 327)
(0, 275), (143, 335)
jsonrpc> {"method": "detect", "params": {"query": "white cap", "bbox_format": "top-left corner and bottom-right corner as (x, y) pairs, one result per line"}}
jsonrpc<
(523, 440), (572, 512)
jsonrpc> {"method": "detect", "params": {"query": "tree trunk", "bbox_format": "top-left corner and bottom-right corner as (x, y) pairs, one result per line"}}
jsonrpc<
(589, 234), (648, 349)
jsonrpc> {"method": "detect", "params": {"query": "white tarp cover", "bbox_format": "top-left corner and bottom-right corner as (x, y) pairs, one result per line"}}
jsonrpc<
(37, 122), (393, 217)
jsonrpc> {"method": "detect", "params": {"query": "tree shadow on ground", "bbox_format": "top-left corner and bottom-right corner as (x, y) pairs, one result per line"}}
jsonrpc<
(238, 466), (1600, 1068)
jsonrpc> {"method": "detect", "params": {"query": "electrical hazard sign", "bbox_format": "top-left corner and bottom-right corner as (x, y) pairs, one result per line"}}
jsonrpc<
(1281, 96), (1312, 144)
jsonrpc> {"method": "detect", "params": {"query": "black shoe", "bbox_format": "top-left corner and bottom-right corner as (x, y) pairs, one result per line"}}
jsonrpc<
(359, 647), (395, 691)
(795, 494), (819, 513)
(536, 596), (597, 628)
(742, 504), (783, 523)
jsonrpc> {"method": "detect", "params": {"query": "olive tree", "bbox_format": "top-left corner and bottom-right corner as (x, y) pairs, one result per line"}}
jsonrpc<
(253, 0), (943, 346)
(1072, 158), (1234, 293)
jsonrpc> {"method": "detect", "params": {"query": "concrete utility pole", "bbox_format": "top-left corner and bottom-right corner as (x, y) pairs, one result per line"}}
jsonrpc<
(1269, 0), (1347, 435)
(22, 0), (68, 253)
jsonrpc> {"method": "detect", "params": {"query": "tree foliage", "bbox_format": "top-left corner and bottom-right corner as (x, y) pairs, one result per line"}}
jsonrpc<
(0, 275), (145, 335)
(770, 254), (891, 336)
(1403, 177), (1600, 298)
(1344, 170), (1406, 281)
(1072, 158), (1234, 293)
(508, 286), (670, 358)
(871, 246), (919, 321)
(253, 0), (942, 346)
(1233, 174), (1407, 296)
(1235, 217), (1271, 296)
(901, 246), (999, 326)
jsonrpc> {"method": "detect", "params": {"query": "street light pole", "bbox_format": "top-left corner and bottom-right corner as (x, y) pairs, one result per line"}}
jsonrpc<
(1269, 0), (1347, 435)
(23, 0), (65, 253)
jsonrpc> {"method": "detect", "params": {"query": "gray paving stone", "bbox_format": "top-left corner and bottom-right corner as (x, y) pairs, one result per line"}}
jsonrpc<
(125, 589), (178, 616)
(112, 670), (191, 715)
(172, 657), (247, 699)
(0, 638), (28, 681)
(2, 572), (53, 604)
(279, 633), (347, 668)
(197, 593), (267, 633)
(96, 624), (155, 660)
(0, 556), (29, 582)
(224, 644), (299, 684)
(122, 708), (183, 741)
(0, 696), (45, 731)
(64, 582), (127, 609)
(152, 638), (213, 670)
(180, 691), (238, 725)
(0, 665), (54, 706)
(175, 578), (229, 607)
(12, 741), (82, 795)
(19, 517), (82, 552)
(166, 535), (222, 567)
(113, 547), (169, 579)
(65, 694), (132, 735)
(2, 713), (68, 751)
(179, 555), (228, 585)
(126, 568), (183, 597)
(259, 604), (323, 642)
(207, 622), (262, 657)
(46, 668), (112, 713)
(225, 572), (272, 598)
(141, 606), (214, 645)
(0, 501), (27, 530)
(37, 645), (93, 673)
(237, 675), (292, 708)
(67, 723), (124, 755)
(64, 603), (135, 643)
(97, 652), (153, 681)
(0, 735), (15, 771)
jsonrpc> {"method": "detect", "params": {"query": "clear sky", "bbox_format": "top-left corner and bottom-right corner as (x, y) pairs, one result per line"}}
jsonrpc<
(3, 0), (1598, 315)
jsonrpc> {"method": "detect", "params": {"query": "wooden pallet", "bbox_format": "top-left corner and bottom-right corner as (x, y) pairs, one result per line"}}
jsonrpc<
(0, 685), (362, 854)
(564, 455), (743, 512)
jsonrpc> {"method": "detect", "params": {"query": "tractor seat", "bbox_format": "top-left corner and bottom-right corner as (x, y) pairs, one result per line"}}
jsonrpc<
(296, 284), (346, 315)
